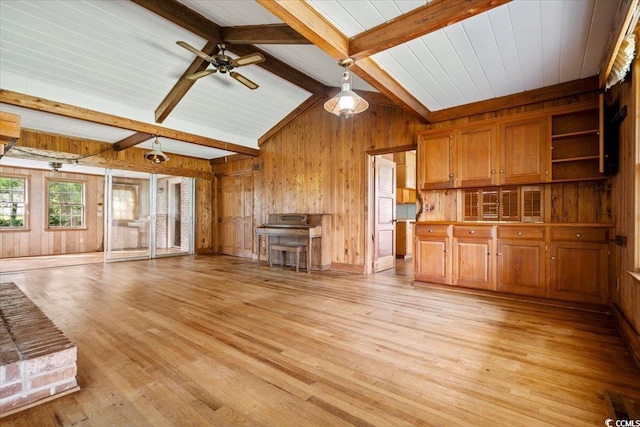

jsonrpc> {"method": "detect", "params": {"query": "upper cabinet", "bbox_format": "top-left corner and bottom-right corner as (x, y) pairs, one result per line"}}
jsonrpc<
(394, 151), (416, 189)
(417, 131), (454, 190)
(417, 101), (601, 189)
(457, 124), (497, 187)
(500, 116), (548, 184)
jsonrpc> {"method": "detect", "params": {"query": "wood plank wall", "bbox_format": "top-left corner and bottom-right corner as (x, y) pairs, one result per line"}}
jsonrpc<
(609, 56), (639, 335)
(1, 129), (217, 256)
(212, 102), (423, 271)
(0, 165), (104, 257)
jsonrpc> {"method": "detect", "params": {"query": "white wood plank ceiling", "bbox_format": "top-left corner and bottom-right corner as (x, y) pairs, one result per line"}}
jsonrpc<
(0, 0), (621, 167)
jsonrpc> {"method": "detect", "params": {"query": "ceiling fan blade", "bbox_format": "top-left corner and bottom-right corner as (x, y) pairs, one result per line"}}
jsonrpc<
(176, 41), (216, 63)
(232, 52), (265, 67)
(230, 71), (259, 90)
(187, 69), (216, 80)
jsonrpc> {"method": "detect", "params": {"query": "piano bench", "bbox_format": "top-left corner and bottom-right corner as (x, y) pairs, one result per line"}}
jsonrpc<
(270, 244), (308, 273)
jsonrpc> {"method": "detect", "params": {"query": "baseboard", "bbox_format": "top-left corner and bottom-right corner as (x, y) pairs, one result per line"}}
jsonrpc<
(331, 262), (366, 274)
(612, 304), (640, 368)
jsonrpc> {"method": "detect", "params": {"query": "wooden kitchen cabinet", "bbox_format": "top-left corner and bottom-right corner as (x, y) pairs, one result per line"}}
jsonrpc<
(549, 226), (610, 304)
(396, 220), (414, 259)
(395, 151), (416, 189)
(456, 124), (497, 187)
(414, 224), (452, 284)
(499, 116), (548, 184)
(452, 225), (495, 290)
(417, 109), (557, 189)
(417, 131), (454, 190)
(496, 226), (546, 297)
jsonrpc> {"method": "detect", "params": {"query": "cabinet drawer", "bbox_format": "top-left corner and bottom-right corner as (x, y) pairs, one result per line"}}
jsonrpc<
(453, 225), (494, 239)
(550, 227), (609, 242)
(497, 226), (545, 240)
(416, 224), (450, 237)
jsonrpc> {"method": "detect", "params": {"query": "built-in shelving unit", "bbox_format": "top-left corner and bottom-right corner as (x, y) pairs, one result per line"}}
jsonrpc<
(550, 106), (603, 181)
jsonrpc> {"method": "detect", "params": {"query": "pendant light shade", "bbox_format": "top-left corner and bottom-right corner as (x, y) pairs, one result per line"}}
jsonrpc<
(324, 58), (368, 118)
(144, 137), (169, 164)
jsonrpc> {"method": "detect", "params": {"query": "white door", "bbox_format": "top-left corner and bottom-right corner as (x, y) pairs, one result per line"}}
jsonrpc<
(374, 157), (396, 272)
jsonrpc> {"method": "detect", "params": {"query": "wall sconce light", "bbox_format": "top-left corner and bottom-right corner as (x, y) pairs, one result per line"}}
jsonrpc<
(324, 58), (369, 118)
(144, 137), (169, 164)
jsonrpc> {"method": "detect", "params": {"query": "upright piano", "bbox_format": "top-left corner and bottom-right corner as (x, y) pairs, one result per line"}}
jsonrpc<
(256, 213), (331, 271)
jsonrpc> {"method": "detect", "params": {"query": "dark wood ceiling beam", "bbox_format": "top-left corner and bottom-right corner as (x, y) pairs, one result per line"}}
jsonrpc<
(113, 132), (154, 152)
(256, 0), (430, 121)
(349, 0), (511, 61)
(222, 24), (310, 44)
(256, 0), (348, 59)
(228, 44), (329, 95)
(155, 41), (218, 124)
(428, 76), (600, 123)
(0, 90), (259, 156)
(129, 0), (222, 41)
(352, 58), (431, 121)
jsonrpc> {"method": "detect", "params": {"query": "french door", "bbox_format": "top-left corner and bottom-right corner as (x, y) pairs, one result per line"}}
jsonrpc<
(105, 170), (194, 261)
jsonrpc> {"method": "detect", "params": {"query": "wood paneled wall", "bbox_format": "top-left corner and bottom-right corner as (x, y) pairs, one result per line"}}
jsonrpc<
(213, 101), (423, 270)
(2, 129), (217, 255)
(0, 165), (104, 258)
(609, 56), (639, 336)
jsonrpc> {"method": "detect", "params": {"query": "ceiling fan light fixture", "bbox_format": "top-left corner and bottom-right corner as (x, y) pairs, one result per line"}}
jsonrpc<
(144, 137), (169, 164)
(324, 58), (369, 118)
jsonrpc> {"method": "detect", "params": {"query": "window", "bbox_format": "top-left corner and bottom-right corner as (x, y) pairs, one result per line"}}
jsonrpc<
(0, 176), (27, 228)
(463, 186), (542, 222)
(112, 184), (138, 221)
(48, 180), (84, 228)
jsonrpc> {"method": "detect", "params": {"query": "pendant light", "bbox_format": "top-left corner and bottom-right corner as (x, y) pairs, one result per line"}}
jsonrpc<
(324, 58), (369, 118)
(144, 136), (169, 164)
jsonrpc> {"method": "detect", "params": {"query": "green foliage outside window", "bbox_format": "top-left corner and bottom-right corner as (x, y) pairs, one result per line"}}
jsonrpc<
(0, 177), (26, 227)
(49, 181), (84, 227)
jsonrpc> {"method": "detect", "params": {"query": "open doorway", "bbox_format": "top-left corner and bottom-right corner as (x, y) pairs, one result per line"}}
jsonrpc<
(366, 148), (417, 274)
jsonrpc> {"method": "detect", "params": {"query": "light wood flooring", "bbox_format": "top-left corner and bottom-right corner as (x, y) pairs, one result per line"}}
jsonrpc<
(1, 255), (638, 426)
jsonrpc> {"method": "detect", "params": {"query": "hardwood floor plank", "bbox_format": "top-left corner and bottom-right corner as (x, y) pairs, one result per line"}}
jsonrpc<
(1, 255), (638, 426)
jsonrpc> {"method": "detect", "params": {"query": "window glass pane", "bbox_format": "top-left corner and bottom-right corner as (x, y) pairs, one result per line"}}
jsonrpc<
(48, 180), (84, 228)
(0, 176), (26, 228)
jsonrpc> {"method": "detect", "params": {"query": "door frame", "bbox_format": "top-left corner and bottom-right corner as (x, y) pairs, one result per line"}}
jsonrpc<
(365, 144), (416, 274)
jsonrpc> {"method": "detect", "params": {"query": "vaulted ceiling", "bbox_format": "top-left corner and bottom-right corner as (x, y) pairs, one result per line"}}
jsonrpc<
(0, 0), (635, 170)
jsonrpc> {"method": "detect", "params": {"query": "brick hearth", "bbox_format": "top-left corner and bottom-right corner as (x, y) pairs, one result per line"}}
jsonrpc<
(0, 282), (78, 416)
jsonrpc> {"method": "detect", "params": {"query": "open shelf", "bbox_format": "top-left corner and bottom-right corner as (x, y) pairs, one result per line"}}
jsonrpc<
(550, 105), (603, 181)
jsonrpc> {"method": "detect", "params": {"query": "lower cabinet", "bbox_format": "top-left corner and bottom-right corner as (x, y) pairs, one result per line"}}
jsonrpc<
(414, 224), (451, 284)
(414, 223), (611, 305)
(549, 227), (609, 304)
(496, 226), (546, 297)
(452, 226), (494, 290)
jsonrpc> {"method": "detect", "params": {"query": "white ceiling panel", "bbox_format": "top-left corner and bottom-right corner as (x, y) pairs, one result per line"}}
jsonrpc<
(0, 0), (624, 162)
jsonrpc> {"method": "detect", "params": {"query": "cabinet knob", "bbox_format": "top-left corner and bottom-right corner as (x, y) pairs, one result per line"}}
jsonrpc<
(499, 169), (505, 173)
(469, 230), (475, 234)
(449, 173), (454, 178)
(491, 170), (496, 174)
(428, 229), (433, 233)
(551, 256), (556, 260)
(576, 233), (582, 238)
(496, 252), (502, 256)
(517, 232), (523, 236)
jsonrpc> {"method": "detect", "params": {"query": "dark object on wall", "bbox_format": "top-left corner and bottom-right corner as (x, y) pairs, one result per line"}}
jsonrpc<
(603, 100), (626, 177)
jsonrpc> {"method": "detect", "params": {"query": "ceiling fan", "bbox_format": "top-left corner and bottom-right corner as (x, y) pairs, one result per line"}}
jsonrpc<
(176, 41), (265, 90)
